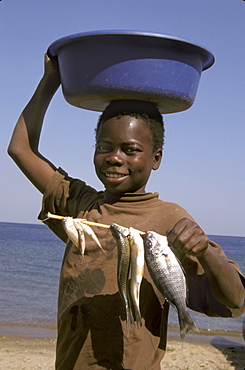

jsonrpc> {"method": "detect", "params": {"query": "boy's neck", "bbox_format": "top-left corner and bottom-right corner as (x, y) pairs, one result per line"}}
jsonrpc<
(103, 190), (157, 204)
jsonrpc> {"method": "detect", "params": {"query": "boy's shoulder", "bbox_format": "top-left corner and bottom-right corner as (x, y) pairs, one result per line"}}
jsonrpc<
(155, 197), (191, 214)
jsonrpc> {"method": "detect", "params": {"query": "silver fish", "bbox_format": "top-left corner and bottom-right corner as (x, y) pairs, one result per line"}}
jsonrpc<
(143, 230), (199, 339)
(62, 217), (105, 255)
(62, 217), (80, 248)
(128, 227), (144, 326)
(73, 219), (106, 255)
(110, 223), (134, 334)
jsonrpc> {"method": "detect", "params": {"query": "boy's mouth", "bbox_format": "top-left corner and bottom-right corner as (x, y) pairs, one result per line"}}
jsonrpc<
(103, 172), (129, 183)
(104, 172), (128, 178)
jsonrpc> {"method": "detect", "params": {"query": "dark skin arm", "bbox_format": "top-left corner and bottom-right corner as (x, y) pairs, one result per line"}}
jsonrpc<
(8, 54), (60, 194)
(167, 218), (245, 309)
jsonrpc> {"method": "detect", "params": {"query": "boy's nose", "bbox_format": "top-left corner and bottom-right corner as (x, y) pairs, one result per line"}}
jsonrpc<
(105, 150), (124, 165)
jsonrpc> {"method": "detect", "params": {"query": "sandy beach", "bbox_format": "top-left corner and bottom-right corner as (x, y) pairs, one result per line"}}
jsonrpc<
(0, 326), (244, 370)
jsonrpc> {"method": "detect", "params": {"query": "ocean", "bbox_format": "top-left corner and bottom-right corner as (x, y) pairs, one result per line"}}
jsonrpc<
(0, 221), (244, 335)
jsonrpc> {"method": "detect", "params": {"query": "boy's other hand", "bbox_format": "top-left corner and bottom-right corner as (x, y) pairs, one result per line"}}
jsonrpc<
(167, 218), (209, 258)
(43, 53), (61, 88)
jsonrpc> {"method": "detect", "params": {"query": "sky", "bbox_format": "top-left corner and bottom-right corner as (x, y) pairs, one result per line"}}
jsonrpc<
(1, 0), (244, 236)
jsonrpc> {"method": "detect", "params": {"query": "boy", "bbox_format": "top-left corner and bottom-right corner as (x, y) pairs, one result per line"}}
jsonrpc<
(8, 55), (245, 370)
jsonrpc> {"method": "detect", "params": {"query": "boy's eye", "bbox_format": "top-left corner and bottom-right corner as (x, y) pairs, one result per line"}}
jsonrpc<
(124, 146), (141, 155)
(95, 143), (111, 153)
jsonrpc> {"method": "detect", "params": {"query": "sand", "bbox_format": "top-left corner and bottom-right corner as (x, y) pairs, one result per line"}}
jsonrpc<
(0, 326), (244, 370)
(163, 331), (245, 370)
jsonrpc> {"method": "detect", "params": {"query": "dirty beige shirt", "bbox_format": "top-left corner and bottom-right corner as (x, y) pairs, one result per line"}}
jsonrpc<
(39, 168), (245, 370)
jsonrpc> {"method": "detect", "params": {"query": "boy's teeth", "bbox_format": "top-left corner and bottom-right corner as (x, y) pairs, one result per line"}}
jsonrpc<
(106, 173), (125, 178)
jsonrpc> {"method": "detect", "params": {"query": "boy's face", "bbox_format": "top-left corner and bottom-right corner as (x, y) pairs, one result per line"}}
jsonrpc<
(93, 115), (162, 194)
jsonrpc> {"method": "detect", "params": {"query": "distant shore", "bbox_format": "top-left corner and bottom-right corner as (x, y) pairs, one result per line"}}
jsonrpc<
(1, 324), (244, 370)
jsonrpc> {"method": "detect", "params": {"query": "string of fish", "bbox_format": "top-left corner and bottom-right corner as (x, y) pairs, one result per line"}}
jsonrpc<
(44, 212), (198, 338)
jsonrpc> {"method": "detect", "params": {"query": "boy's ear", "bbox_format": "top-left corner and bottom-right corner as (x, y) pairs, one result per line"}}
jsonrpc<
(152, 149), (162, 170)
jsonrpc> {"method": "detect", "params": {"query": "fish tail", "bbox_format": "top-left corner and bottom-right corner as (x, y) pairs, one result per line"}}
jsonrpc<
(132, 306), (142, 327)
(119, 289), (133, 336)
(129, 300), (142, 327)
(129, 285), (142, 326)
(90, 233), (107, 254)
(126, 307), (133, 336)
(128, 281), (136, 329)
(179, 310), (199, 339)
(125, 295), (135, 336)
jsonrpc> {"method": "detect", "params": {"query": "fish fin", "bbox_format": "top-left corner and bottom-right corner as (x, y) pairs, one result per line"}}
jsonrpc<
(175, 256), (187, 276)
(165, 298), (178, 312)
(174, 256), (190, 304)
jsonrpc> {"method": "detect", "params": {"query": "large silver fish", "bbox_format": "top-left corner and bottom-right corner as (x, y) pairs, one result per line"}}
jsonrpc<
(128, 227), (144, 326)
(110, 223), (134, 334)
(143, 230), (199, 339)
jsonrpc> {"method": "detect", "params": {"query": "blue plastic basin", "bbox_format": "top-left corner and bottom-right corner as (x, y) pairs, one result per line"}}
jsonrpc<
(47, 30), (214, 114)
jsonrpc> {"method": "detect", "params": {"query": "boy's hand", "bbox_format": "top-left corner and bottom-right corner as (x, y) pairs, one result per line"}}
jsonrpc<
(167, 218), (209, 258)
(43, 53), (61, 88)
(167, 219), (245, 310)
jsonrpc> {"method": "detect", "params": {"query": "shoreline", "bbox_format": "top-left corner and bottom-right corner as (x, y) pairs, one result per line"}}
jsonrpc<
(0, 323), (57, 339)
(0, 325), (244, 370)
(0, 322), (244, 344)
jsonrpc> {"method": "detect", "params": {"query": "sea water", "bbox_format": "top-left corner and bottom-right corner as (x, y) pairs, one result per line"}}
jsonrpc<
(0, 222), (64, 327)
(0, 222), (244, 333)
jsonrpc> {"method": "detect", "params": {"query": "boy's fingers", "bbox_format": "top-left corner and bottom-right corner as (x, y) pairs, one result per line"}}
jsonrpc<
(167, 218), (191, 247)
(167, 218), (209, 255)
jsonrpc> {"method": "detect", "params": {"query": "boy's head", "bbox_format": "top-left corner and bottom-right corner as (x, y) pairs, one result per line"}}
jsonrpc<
(95, 100), (164, 153)
(93, 100), (164, 194)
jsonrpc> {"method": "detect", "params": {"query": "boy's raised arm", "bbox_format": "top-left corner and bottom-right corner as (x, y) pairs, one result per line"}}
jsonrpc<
(8, 54), (60, 194)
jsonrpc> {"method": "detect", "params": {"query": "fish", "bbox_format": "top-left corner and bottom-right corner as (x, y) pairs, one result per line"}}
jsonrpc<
(62, 216), (105, 255)
(73, 219), (106, 255)
(110, 223), (134, 334)
(143, 230), (199, 339)
(62, 216), (80, 249)
(128, 227), (144, 326)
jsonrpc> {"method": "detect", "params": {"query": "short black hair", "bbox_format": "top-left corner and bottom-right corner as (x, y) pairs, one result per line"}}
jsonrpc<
(95, 100), (164, 153)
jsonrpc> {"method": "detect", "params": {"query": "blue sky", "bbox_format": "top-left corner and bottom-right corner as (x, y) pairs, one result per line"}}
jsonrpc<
(1, 0), (244, 236)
